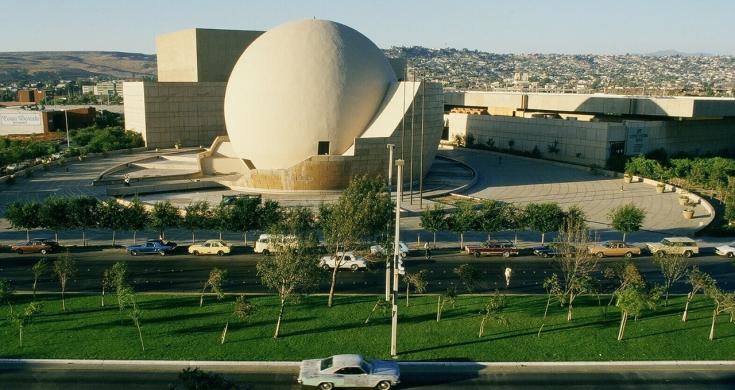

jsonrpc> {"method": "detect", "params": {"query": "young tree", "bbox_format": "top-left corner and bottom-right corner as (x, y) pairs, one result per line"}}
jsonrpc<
(117, 285), (145, 351)
(524, 202), (565, 245)
(221, 295), (255, 345)
(652, 254), (690, 306)
(542, 273), (562, 319)
(0, 278), (14, 310)
(148, 200), (180, 240)
(420, 205), (447, 248)
(101, 268), (115, 307)
(682, 267), (715, 322)
(503, 204), (526, 245)
(183, 201), (212, 244)
(320, 176), (391, 307)
(454, 264), (480, 293)
(436, 284), (457, 322)
(4, 201), (40, 241)
(257, 200), (282, 235)
(404, 270), (428, 307)
(68, 196), (99, 246)
(554, 217), (598, 321)
(123, 197), (148, 245)
(211, 202), (232, 240)
(227, 196), (262, 246)
(607, 203), (646, 241)
(200, 267), (227, 307)
(565, 205), (587, 229)
(706, 286), (735, 341)
(476, 200), (506, 241)
(53, 252), (77, 312)
(603, 260), (646, 313)
(446, 201), (476, 250)
(256, 245), (321, 338)
(274, 207), (317, 243)
(97, 198), (127, 246)
(365, 296), (390, 324)
(31, 259), (48, 298)
(615, 284), (661, 341)
(478, 291), (508, 338)
(39, 196), (72, 243)
(8, 301), (42, 347)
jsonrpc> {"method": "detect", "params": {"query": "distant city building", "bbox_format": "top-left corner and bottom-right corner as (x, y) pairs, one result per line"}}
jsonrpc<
(93, 81), (124, 96)
(445, 91), (735, 166)
(17, 89), (46, 103)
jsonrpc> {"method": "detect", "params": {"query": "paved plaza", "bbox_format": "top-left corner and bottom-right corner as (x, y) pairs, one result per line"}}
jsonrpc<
(0, 147), (725, 248)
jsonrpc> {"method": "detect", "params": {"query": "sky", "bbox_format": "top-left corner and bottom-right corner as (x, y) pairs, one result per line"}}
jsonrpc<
(1, 0), (733, 55)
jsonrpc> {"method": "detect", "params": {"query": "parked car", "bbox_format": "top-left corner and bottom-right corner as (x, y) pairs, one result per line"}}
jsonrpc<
(319, 252), (369, 272)
(587, 240), (642, 258)
(188, 240), (231, 256)
(533, 242), (575, 258)
(465, 240), (519, 257)
(298, 354), (400, 390)
(11, 238), (61, 255)
(126, 239), (177, 256)
(714, 242), (735, 258)
(646, 237), (699, 258)
(254, 233), (297, 255)
(370, 241), (409, 258)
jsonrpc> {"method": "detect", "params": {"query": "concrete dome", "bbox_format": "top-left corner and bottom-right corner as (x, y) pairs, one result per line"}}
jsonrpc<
(224, 19), (396, 169)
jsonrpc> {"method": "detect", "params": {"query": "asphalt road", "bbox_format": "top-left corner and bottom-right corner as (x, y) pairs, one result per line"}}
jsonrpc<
(1, 362), (734, 389)
(1, 247), (733, 295)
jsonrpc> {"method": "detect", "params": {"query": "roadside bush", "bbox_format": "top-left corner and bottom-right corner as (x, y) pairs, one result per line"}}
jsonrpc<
(0, 138), (58, 168)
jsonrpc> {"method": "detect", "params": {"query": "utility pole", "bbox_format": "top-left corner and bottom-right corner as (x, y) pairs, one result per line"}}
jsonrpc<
(409, 76), (416, 205)
(385, 144), (395, 301)
(391, 159), (404, 358)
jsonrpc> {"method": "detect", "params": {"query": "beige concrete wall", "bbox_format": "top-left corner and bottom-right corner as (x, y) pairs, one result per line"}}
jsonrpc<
(156, 28), (263, 82)
(156, 29), (199, 82)
(122, 82), (148, 142)
(123, 81), (227, 148)
(624, 118), (735, 156)
(447, 112), (622, 166)
(196, 29), (263, 82)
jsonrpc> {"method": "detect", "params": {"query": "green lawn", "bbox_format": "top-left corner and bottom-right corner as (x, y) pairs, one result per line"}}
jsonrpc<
(0, 294), (733, 361)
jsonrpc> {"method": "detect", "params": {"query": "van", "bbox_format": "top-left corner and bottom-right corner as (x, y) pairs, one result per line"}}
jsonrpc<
(646, 237), (699, 258)
(254, 234), (296, 255)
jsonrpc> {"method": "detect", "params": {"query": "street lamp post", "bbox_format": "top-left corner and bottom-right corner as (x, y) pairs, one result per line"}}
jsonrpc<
(385, 144), (395, 301)
(391, 159), (404, 358)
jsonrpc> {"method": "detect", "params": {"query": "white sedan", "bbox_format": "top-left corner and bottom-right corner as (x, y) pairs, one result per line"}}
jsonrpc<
(319, 252), (368, 271)
(188, 240), (231, 256)
(298, 354), (400, 390)
(715, 242), (735, 258)
(370, 241), (409, 258)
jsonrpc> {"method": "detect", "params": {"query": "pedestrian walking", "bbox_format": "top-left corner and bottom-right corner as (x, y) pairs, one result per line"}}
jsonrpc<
(424, 242), (431, 259)
(123, 173), (130, 187)
(504, 266), (512, 288)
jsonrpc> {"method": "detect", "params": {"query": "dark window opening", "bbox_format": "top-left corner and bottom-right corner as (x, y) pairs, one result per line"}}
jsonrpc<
(609, 141), (625, 156)
(318, 141), (330, 155)
(441, 127), (449, 140)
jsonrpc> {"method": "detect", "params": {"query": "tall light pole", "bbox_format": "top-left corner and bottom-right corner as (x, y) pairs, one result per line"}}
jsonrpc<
(385, 144), (395, 301)
(391, 159), (404, 358)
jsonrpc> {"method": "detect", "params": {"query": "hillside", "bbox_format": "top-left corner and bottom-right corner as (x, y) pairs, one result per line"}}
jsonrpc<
(0, 51), (156, 82)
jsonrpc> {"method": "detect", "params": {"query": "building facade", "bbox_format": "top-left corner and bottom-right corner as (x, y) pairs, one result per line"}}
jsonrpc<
(445, 92), (735, 166)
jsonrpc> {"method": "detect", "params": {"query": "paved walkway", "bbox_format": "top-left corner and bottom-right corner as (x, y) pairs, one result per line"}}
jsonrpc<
(440, 149), (712, 236)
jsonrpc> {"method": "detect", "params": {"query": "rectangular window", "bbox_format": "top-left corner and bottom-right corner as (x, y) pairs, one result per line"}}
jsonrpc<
(318, 141), (330, 155)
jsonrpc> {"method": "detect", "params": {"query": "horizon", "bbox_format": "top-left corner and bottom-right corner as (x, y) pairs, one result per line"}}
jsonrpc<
(0, 0), (733, 55)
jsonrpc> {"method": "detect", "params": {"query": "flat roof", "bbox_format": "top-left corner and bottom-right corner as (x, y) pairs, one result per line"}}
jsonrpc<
(444, 91), (735, 118)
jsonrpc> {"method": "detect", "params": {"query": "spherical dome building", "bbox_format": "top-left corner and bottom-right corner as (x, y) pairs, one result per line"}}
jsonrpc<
(224, 19), (397, 170)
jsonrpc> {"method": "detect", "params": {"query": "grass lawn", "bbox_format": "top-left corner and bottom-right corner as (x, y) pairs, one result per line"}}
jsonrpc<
(0, 293), (733, 361)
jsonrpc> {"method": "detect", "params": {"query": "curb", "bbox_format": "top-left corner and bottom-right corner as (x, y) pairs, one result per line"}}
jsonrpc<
(1, 358), (733, 369)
